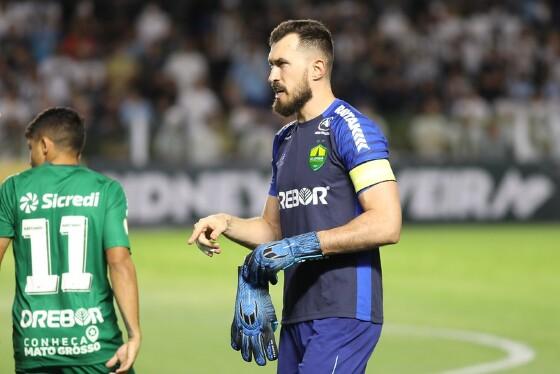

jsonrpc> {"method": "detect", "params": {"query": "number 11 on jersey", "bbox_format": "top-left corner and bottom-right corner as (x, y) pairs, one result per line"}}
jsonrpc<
(22, 215), (92, 295)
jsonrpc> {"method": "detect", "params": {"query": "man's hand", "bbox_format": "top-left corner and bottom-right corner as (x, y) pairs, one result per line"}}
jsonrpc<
(231, 267), (278, 366)
(105, 337), (141, 373)
(195, 238), (220, 257)
(243, 232), (323, 286)
(188, 214), (231, 256)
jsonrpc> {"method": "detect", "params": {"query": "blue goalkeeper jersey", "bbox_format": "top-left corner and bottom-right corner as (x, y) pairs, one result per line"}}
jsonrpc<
(269, 98), (393, 324)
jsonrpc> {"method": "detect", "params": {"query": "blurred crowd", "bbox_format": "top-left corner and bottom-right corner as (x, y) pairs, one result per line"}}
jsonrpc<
(1, 0), (560, 167)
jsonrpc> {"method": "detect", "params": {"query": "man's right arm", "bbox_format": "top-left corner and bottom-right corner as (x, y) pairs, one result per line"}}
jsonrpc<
(105, 246), (141, 373)
(188, 196), (281, 252)
(0, 177), (15, 268)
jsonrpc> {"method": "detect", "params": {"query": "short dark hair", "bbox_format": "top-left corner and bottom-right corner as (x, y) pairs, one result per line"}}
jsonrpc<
(269, 19), (334, 72)
(25, 107), (85, 155)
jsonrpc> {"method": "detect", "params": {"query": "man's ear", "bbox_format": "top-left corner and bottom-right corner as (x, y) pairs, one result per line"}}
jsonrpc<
(40, 136), (55, 156)
(311, 59), (328, 81)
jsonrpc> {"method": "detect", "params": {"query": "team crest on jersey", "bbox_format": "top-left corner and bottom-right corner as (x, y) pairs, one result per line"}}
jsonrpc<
(309, 144), (328, 171)
(315, 117), (332, 135)
(20, 193), (39, 213)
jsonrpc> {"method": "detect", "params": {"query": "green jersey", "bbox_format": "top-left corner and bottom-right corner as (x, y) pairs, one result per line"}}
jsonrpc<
(0, 163), (130, 370)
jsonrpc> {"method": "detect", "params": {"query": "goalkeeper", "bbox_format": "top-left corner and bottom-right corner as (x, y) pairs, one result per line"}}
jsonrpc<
(188, 19), (401, 373)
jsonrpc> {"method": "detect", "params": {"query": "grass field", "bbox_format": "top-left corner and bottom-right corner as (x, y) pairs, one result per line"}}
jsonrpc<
(0, 225), (558, 373)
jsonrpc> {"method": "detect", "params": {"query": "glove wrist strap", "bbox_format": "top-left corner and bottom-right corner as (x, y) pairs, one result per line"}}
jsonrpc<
(290, 232), (323, 261)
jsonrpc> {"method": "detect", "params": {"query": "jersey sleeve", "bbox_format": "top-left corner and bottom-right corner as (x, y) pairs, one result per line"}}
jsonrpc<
(0, 177), (16, 238)
(332, 115), (396, 193)
(103, 180), (130, 250)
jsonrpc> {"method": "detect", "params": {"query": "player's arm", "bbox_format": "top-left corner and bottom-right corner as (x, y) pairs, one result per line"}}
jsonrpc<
(0, 237), (11, 268)
(105, 246), (141, 374)
(243, 178), (401, 285)
(319, 119), (401, 253)
(103, 181), (140, 373)
(189, 126), (288, 255)
(318, 180), (401, 255)
(188, 196), (281, 254)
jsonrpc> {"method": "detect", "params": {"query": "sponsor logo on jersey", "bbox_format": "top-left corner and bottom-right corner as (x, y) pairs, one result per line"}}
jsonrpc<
(315, 117), (332, 135)
(85, 325), (100, 342)
(20, 307), (104, 329)
(42, 192), (100, 209)
(20, 192), (100, 213)
(334, 105), (370, 152)
(19, 193), (39, 213)
(278, 186), (330, 209)
(309, 144), (328, 171)
(23, 339), (101, 358)
(20, 309), (104, 358)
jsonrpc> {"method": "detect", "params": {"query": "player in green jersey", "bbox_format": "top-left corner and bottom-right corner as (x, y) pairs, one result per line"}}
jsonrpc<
(0, 108), (141, 374)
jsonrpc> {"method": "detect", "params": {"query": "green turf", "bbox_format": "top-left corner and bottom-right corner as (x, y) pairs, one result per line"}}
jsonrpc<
(0, 225), (558, 373)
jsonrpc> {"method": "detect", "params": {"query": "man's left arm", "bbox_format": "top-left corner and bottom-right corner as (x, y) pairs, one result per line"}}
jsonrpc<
(0, 237), (11, 268)
(103, 181), (140, 373)
(105, 246), (141, 374)
(318, 180), (401, 255)
(243, 180), (401, 285)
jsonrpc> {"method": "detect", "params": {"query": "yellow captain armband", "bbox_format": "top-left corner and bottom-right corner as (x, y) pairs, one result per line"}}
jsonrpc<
(349, 159), (396, 193)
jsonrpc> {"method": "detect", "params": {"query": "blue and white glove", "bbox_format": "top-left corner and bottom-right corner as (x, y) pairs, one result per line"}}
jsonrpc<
(243, 232), (323, 286)
(231, 267), (278, 366)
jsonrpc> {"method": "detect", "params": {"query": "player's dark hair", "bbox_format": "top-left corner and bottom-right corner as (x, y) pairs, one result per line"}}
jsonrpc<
(269, 19), (334, 73)
(25, 107), (85, 155)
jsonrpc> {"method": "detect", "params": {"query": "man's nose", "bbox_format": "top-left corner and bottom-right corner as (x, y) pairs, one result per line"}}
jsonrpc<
(268, 66), (280, 84)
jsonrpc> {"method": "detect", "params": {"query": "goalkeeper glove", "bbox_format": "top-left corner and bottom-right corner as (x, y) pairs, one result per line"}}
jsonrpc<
(231, 267), (278, 366)
(243, 232), (323, 286)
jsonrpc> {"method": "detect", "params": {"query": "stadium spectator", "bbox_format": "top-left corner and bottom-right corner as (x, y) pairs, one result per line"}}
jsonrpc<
(119, 88), (154, 166)
(409, 96), (450, 159)
(164, 37), (208, 94)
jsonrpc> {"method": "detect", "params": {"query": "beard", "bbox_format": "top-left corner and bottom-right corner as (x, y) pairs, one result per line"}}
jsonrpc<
(272, 72), (313, 117)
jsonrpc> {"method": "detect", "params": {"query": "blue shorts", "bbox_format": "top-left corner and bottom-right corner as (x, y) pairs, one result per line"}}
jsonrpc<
(278, 318), (382, 374)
